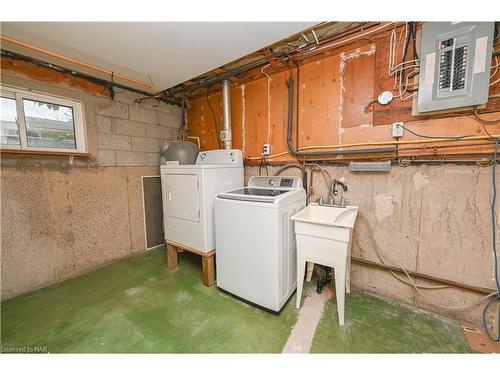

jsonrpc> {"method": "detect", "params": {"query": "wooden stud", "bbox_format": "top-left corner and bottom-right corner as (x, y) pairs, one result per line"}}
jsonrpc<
(166, 242), (178, 270)
(202, 254), (215, 287)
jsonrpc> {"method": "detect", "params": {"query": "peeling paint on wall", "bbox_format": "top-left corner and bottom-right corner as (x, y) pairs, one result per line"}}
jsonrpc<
(413, 172), (430, 191)
(374, 193), (395, 221)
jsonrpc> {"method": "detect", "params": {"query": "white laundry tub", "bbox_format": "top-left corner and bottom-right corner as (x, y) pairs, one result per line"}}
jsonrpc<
(292, 203), (358, 325)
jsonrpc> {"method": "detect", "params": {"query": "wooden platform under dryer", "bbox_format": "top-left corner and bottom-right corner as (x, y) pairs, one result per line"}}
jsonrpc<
(165, 240), (215, 287)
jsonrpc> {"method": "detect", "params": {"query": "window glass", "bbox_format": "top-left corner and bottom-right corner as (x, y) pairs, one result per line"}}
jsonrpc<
(23, 99), (76, 149)
(1, 97), (20, 146)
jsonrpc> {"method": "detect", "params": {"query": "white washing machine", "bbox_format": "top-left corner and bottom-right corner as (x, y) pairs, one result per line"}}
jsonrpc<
(160, 149), (243, 253)
(215, 176), (306, 311)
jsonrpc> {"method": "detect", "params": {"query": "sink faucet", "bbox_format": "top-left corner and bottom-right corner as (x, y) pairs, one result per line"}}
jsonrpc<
(329, 179), (348, 206)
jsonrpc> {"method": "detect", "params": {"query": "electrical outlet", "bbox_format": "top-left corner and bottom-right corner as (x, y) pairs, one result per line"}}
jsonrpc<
(392, 122), (404, 138)
(263, 144), (271, 156)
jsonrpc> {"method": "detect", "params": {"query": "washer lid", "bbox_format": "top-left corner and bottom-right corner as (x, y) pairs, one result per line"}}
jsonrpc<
(217, 187), (290, 203)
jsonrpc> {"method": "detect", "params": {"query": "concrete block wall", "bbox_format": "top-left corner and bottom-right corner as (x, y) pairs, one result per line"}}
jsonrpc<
(0, 70), (182, 300)
(95, 94), (179, 167)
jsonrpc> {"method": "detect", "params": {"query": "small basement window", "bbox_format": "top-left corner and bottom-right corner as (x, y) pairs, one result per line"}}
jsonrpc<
(0, 85), (86, 154)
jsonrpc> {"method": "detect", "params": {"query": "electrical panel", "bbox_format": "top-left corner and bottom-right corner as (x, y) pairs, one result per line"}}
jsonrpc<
(417, 22), (495, 113)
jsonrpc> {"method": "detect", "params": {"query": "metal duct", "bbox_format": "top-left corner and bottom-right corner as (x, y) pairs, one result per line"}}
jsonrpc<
(221, 79), (232, 149)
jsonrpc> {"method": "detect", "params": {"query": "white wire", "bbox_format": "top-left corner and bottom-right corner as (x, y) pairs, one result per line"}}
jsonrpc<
(490, 56), (500, 85)
(490, 76), (500, 87)
(389, 61), (419, 75)
(490, 55), (499, 78)
(386, 22), (420, 99)
(396, 69), (419, 100)
(401, 92), (417, 101)
(388, 27), (397, 75)
(401, 22), (408, 60)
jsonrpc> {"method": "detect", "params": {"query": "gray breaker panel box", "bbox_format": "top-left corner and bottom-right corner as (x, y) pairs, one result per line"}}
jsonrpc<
(417, 22), (494, 113)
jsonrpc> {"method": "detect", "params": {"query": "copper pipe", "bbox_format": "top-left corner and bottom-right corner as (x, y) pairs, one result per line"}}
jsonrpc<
(187, 136), (201, 149)
(245, 141), (497, 161)
(302, 150), (498, 162)
(298, 134), (500, 151)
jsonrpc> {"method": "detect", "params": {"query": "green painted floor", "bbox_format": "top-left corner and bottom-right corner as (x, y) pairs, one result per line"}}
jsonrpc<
(1, 247), (472, 353)
(311, 290), (472, 353)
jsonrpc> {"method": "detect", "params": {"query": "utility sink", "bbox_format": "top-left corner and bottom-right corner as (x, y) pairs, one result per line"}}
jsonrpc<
(292, 203), (359, 325)
(292, 203), (359, 230)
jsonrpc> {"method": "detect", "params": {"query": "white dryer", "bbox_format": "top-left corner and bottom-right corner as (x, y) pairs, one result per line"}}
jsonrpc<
(215, 176), (306, 311)
(160, 149), (243, 253)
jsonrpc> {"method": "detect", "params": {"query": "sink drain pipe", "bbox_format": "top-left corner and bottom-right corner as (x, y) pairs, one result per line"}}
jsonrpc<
(285, 76), (396, 157)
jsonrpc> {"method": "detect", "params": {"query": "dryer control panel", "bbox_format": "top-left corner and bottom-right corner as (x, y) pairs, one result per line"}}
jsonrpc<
(196, 149), (243, 166)
(248, 176), (303, 190)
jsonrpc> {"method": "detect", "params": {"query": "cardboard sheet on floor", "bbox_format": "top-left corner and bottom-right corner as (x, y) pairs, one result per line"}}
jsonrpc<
(459, 320), (500, 353)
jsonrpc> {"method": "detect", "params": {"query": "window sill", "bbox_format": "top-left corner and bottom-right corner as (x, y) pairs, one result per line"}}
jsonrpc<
(0, 148), (91, 157)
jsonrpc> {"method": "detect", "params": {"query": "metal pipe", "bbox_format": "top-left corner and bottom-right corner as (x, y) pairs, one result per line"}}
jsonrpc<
(221, 79), (232, 149)
(297, 136), (500, 151)
(285, 77), (397, 157)
(352, 257), (496, 295)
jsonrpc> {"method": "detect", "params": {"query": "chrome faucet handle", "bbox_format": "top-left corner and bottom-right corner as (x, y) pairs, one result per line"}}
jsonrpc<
(340, 196), (346, 206)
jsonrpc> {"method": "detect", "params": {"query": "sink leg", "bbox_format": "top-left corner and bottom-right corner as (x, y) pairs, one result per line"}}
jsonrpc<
(296, 258), (306, 308)
(306, 261), (314, 282)
(346, 236), (353, 294)
(334, 265), (346, 325)
(346, 256), (351, 294)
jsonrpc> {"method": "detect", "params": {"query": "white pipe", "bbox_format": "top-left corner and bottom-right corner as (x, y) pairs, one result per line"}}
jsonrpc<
(221, 79), (232, 149)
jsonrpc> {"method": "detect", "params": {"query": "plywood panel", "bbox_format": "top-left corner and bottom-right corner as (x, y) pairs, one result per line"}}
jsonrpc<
(341, 44), (375, 128)
(187, 91), (222, 151)
(298, 55), (341, 148)
(244, 78), (269, 157)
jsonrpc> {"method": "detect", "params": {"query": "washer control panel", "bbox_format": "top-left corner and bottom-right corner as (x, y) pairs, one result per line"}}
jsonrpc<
(248, 176), (302, 190)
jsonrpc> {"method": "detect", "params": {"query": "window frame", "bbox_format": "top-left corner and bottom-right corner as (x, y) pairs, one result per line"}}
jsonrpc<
(0, 85), (87, 154)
